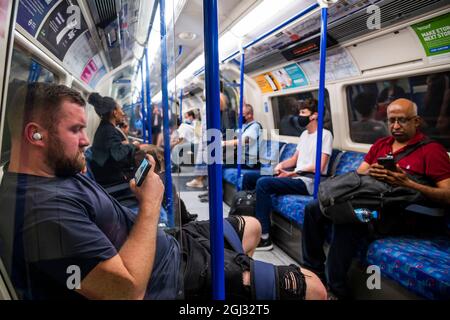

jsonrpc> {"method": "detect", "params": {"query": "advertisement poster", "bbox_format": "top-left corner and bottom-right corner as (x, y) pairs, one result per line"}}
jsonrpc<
(299, 47), (360, 84)
(412, 13), (450, 59)
(36, 0), (88, 61)
(278, 63), (309, 89)
(16, 0), (59, 37)
(253, 73), (280, 93)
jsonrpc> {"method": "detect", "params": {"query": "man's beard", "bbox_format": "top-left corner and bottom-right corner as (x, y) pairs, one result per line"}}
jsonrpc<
(46, 137), (85, 177)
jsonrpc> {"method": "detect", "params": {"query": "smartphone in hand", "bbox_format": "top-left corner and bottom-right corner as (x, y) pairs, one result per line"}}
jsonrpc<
(377, 156), (397, 171)
(135, 158), (152, 187)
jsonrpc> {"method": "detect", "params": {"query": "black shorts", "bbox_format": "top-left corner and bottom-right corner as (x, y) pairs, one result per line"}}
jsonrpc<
(176, 216), (306, 300)
(176, 216), (251, 300)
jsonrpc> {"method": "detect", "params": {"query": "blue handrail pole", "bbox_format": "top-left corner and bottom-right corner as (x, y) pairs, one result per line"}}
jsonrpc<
(179, 88), (183, 124)
(221, 2), (320, 64)
(236, 48), (245, 191)
(145, 47), (153, 144)
(160, 0), (174, 227)
(203, 0), (225, 300)
(313, 3), (329, 199)
(140, 60), (147, 143)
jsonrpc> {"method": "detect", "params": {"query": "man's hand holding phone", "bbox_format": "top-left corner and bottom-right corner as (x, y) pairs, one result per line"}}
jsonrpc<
(130, 155), (165, 211)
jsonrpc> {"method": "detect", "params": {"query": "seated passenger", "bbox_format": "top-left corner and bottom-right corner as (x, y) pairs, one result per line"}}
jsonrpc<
(350, 92), (389, 143)
(253, 99), (333, 250)
(222, 104), (262, 169)
(302, 98), (450, 299)
(172, 111), (196, 167)
(0, 82), (326, 300)
(88, 93), (139, 186)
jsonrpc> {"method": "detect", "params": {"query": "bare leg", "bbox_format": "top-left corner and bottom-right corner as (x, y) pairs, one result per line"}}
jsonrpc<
(241, 216), (261, 257)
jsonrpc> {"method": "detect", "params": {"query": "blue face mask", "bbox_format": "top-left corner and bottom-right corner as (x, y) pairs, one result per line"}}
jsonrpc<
(185, 119), (193, 125)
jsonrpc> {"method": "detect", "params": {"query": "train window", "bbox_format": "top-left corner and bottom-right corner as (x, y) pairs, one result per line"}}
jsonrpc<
(1, 48), (59, 165)
(271, 90), (333, 137)
(346, 71), (450, 150)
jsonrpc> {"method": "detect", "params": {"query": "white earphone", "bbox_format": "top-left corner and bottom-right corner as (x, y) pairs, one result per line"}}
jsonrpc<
(32, 132), (42, 141)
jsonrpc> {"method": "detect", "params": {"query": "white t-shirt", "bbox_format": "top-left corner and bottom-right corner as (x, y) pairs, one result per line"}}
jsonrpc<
(294, 129), (333, 194)
(177, 123), (195, 143)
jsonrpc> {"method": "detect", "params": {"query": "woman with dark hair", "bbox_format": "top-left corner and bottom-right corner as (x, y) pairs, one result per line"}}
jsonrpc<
(89, 92), (140, 186)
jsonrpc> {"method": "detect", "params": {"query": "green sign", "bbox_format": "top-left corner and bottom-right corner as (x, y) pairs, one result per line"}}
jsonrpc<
(412, 13), (450, 57)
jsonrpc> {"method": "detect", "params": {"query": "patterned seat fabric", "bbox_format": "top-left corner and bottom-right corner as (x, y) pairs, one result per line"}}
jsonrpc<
(222, 140), (285, 188)
(334, 151), (366, 175)
(222, 168), (258, 188)
(279, 143), (298, 162)
(272, 195), (313, 227)
(366, 237), (450, 299)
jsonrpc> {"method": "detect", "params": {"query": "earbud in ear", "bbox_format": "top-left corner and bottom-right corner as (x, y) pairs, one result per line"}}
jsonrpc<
(32, 132), (42, 141)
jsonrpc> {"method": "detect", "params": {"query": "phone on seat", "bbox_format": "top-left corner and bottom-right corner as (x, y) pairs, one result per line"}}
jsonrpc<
(135, 158), (152, 187)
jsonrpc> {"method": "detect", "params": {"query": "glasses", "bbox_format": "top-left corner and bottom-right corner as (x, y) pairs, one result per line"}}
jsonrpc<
(387, 116), (416, 125)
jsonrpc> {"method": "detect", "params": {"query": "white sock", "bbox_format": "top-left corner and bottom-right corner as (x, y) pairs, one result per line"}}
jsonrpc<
(261, 233), (269, 240)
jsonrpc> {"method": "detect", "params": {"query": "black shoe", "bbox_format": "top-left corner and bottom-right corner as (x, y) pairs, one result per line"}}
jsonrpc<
(256, 237), (273, 251)
(198, 192), (209, 198)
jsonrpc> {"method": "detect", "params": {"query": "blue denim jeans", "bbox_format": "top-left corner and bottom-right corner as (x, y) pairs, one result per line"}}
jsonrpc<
(255, 176), (309, 234)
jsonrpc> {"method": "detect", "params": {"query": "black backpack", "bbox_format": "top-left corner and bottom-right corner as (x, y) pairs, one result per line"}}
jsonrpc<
(229, 190), (257, 216)
(318, 138), (434, 224)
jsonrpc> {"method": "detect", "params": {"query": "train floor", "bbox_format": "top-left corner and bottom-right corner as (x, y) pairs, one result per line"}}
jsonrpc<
(173, 167), (297, 266)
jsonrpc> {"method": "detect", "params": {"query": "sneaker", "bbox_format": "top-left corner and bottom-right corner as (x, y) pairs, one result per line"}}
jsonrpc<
(256, 237), (273, 251)
(198, 192), (209, 198)
(186, 179), (204, 188)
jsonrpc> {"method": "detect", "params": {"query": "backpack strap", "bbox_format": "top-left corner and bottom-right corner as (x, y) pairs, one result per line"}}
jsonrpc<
(223, 219), (277, 300)
(223, 219), (244, 254)
(394, 138), (433, 162)
(250, 260), (277, 300)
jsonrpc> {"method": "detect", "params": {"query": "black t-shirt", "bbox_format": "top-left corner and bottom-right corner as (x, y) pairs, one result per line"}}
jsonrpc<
(0, 172), (181, 300)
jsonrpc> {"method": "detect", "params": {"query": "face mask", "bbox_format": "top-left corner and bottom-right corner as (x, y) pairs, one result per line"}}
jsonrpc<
(185, 119), (193, 125)
(297, 115), (311, 127)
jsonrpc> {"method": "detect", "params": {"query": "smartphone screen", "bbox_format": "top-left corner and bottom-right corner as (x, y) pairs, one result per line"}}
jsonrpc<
(135, 158), (151, 186)
(377, 157), (397, 171)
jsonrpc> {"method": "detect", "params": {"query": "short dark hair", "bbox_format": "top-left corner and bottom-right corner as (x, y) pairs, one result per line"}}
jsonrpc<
(6, 81), (85, 138)
(298, 98), (318, 114)
(186, 110), (195, 119)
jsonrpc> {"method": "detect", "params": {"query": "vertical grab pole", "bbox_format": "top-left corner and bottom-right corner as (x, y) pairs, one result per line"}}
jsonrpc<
(145, 47), (153, 144)
(236, 47), (245, 191)
(179, 88), (183, 124)
(203, 0), (225, 300)
(140, 60), (147, 143)
(160, 0), (174, 226)
(313, 1), (330, 199)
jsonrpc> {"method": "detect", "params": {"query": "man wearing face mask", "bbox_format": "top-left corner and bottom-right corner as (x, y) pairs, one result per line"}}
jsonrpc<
(255, 99), (333, 250)
(222, 104), (262, 169)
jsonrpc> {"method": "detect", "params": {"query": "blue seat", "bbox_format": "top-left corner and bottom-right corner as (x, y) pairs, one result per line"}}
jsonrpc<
(222, 140), (285, 189)
(366, 237), (450, 299)
(272, 195), (311, 227)
(272, 149), (354, 226)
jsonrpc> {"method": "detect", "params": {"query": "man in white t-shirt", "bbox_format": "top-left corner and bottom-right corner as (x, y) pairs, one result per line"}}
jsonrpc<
(172, 111), (196, 167)
(255, 100), (333, 250)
